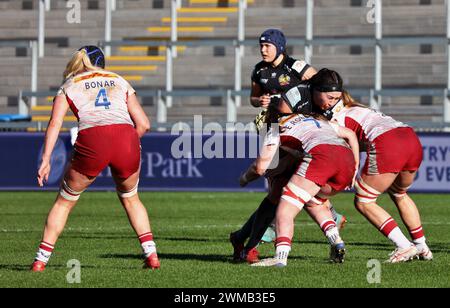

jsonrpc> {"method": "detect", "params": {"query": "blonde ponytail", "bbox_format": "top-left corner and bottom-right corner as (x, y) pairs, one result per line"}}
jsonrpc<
(342, 90), (368, 108)
(63, 49), (99, 80)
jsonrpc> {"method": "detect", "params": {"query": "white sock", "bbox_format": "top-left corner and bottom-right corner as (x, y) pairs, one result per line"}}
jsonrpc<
(141, 241), (157, 258)
(388, 227), (412, 249)
(325, 227), (341, 246)
(36, 249), (52, 264)
(275, 246), (291, 265)
(413, 237), (428, 252)
(35, 242), (54, 264)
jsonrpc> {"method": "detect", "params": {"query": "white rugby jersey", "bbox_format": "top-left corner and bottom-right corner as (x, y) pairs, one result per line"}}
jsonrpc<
(56, 70), (135, 131)
(264, 114), (349, 153)
(331, 103), (407, 143)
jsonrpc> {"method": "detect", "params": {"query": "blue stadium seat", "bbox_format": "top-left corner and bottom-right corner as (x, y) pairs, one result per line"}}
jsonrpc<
(0, 114), (31, 122)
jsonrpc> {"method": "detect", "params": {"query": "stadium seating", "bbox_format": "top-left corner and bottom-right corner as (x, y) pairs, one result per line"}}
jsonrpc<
(0, 0), (446, 126)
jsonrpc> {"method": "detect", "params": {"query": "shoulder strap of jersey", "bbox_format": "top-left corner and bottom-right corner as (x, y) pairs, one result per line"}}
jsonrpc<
(285, 56), (296, 68)
(286, 56), (311, 80)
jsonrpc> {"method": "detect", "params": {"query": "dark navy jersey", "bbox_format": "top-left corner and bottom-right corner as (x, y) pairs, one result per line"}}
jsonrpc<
(280, 83), (312, 115)
(251, 55), (311, 95)
(279, 82), (322, 115)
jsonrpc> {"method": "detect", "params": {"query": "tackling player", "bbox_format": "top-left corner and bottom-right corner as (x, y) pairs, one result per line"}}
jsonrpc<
(285, 68), (432, 263)
(241, 98), (360, 267)
(230, 29), (345, 263)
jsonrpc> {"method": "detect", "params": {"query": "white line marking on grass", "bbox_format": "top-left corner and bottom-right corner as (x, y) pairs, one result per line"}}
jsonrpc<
(2, 221), (448, 233)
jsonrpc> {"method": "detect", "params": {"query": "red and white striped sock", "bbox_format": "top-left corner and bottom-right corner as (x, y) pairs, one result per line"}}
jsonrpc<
(35, 241), (54, 264)
(409, 226), (427, 251)
(320, 219), (340, 246)
(275, 237), (292, 264)
(320, 219), (336, 233)
(379, 218), (411, 249)
(139, 232), (157, 258)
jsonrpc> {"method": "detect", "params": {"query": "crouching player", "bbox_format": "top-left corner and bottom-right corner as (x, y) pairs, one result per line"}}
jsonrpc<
(241, 99), (360, 267)
(309, 69), (432, 263)
(230, 28), (345, 265)
(31, 46), (160, 271)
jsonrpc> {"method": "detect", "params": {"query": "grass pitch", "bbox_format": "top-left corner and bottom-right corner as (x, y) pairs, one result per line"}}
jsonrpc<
(0, 191), (449, 288)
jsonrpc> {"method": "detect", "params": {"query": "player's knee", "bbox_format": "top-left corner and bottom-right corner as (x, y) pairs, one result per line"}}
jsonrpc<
(59, 180), (84, 202)
(117, 181), (139, 199)
(281, 182), (312, 211)
(388, 190), (408, 202)
(354, 177), (381, 206)
(388, 182), (410, 201)
(307, 196), (327, 207)
(353, 197), (375, 217)
(353, 196), (365, 212)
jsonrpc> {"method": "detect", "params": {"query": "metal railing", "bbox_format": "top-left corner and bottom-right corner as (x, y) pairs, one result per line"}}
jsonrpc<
(446, 0), (450, 125)
(17, 87), (449, 131)
(38, 0), (50, 58)
(101, 36), (450, 124)
(13, 0), (450, 128)
(101, 0), (450, 126)
(39, 0), (117, 57)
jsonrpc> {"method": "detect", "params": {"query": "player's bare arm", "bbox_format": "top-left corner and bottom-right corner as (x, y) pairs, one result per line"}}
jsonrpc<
(301, 66), (318, 81)
(37, 95), (69, 187)
(240, 141), (279, 187)
(250, 82), (270, 108)
(127, 93), (150, 138)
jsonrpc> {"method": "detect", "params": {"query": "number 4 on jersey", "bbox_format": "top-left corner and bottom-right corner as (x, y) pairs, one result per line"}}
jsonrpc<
(95, 88), (111, 109)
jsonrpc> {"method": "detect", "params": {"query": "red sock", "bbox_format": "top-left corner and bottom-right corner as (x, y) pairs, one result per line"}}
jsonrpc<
(275, 237), (292, 248)
(138, 232), (154, 244)
(139, 232), (156, 258)
(320, 219), (337, 233)
(39, 241), (54, 252)
(379, 217), (398, 237)
(409, 226), (425, 241)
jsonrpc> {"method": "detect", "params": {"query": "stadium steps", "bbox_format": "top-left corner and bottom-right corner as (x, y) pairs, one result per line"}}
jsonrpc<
(237, 0), (444, 7)
(0, 52), (445, 93)
(188, 0), (255, 5)
(104, 65), (159, 72)
(244, 5), (445, 37)
(161, 17), (229, 23)
(0, 0), (436, 11)
(0, 0), (447, 124)
(147, 26), (216, 33)
(31, 115), (77, 123)
(117, 45), (187, 56)
(107, 0), (255, 85)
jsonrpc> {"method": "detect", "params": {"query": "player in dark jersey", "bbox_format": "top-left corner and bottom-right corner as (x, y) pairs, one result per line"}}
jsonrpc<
(250, 29), (316, 109)
(230, 29), (345, 264)
(238, 78), (359, 266)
